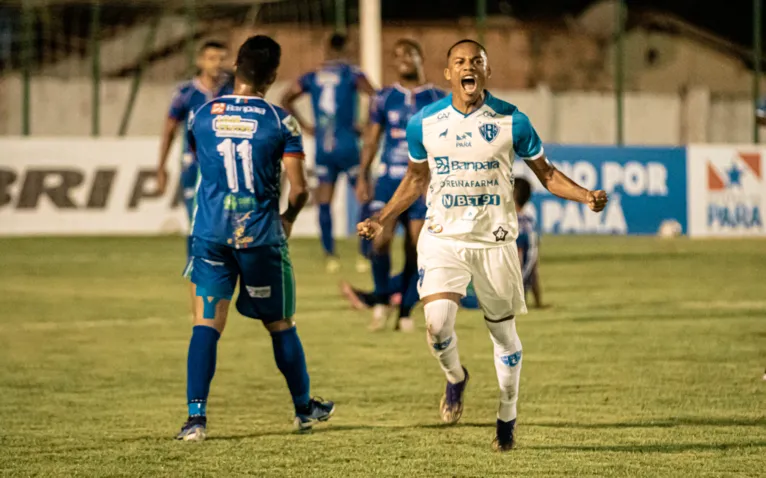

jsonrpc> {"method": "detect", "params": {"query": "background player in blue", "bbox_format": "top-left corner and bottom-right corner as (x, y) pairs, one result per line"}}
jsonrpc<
(356, 39), (445, 332)
(175, 35), (335, 441)
(281, 33), (376, 273)
(513, 177), (547, 309)
(155, 40), (234, 313)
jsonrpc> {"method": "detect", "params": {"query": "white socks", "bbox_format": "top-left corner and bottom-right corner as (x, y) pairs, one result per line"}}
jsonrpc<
(485, 318), (523, 422)
(424, 299), (465, 384)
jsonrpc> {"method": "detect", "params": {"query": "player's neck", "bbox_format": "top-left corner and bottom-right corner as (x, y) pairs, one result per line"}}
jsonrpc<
(451, 90), (485, 115)
(197, 73), (219, 91)
(398, 74), (427, 90)
(232, 82), (265, 97)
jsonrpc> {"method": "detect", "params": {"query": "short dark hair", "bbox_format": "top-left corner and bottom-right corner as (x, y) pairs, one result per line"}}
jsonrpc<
(514, 177), (532, 207)
(329, 33), (347, 52)
(235, 35), (281, 87)
(446, 39), (486, 59)
(199, 40), (227, 55)
(394, 38), (423, 58)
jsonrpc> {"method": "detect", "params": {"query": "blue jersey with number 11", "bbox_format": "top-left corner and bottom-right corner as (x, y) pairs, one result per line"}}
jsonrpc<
(188, 95), (304, 249)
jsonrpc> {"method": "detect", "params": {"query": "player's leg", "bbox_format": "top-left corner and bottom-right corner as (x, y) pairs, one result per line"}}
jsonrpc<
(236, 244), (334, 430)
(338, 272), (404, 311)
(418, 234), (472, 424)
(469, 244), (527, 451)
(395, 214), (424, 332)
(177, 238), (236, 441)
(314, 160), (340, 272)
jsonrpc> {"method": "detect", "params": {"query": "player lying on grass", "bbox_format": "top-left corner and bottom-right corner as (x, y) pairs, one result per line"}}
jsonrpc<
(177, 35), (334, 441)
(358, 39), (607, 452)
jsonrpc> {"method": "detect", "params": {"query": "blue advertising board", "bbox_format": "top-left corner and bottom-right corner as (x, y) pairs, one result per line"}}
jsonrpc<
(346, 145), (688, 236)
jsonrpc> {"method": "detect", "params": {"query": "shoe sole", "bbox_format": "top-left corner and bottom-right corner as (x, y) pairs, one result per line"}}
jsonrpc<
(177, 426), (206, 441)
(294, 404), (336, 432)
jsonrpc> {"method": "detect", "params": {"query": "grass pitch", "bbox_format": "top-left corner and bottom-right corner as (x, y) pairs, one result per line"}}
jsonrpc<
(0, 235), (764, 477)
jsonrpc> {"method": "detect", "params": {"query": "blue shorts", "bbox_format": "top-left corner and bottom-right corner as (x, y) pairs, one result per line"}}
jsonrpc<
(181, 154), (199, 222)
(314, 141), (360, 185)
(184, 237), (296, 323)
(370, 176), (427, 222)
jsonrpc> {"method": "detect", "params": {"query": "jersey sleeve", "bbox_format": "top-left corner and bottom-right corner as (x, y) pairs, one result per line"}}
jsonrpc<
(281, 114), (304, 158)
(406, 111), (427, 163)
(512, 112), (544, 160)
(168, 86), (190, 121)
(368, 91), (386, 126)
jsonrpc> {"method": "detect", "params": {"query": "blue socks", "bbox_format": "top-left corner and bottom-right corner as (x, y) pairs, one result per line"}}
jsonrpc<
(371, 252), (391, 304)
(318, 203), (334, 256)
(186, 325), (220, 417)
(271, 327), (311, 412)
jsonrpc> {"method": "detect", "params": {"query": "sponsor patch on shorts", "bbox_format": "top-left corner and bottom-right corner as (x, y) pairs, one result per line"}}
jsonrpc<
(246, 286), (271, 298)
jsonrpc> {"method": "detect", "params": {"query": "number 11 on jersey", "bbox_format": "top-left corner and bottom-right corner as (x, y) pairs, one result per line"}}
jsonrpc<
(217, 138), (254, 193)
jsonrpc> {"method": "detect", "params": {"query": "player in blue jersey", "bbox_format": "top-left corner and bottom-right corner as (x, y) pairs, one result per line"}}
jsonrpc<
(175, 35), (335, 441)
(356, 39), (446, 332)
(281, 33), (376, 273)
(513, 177), (547, 309)
(156, 40), (234, 312)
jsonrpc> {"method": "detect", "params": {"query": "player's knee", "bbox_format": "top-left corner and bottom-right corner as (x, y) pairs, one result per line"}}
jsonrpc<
(424, 299), (458, 341)
(485, 317), (522, 356)
(264, 317), (295, 333)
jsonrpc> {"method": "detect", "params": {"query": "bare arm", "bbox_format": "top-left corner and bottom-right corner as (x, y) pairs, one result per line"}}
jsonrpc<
(155, 117), (180, 194)
(281, 155), (309, 224)
(374, 161), (430, 229)
(357, 74), (376, 97)
(525, 155), (607, 212)
(356, 121), (383, 203)
(281, 82), (314, 136)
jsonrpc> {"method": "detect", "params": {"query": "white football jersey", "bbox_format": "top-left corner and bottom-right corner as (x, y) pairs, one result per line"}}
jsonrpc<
(406, 91), (544, 247)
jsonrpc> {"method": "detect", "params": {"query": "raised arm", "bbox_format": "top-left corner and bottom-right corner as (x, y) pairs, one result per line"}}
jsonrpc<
(280, 78), (315, 136)
(513, 111), (607, 212)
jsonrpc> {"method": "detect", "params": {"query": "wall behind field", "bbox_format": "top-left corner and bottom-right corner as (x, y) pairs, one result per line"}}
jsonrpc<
(0, 76), (760, 145)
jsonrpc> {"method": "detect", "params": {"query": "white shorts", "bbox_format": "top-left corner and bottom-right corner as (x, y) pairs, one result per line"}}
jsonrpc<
(417, 233), (527, 320)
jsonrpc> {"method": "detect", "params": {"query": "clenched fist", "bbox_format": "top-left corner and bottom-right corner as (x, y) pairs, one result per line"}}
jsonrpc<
(587, 190), (608, 212)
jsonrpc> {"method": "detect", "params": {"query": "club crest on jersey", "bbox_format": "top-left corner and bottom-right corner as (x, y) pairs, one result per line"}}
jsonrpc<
(479, 122), (500, 143)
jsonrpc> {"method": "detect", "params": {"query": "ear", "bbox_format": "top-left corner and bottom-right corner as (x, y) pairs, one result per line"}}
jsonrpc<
(444, 67), (451, 82)
(486, 64), (492, 80)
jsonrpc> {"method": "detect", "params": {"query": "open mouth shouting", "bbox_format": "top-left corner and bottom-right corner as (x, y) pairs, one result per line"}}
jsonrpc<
(460, 74), (478, 94)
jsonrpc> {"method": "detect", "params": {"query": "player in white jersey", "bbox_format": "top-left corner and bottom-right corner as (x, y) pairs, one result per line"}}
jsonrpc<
(358, 39), (608, 452)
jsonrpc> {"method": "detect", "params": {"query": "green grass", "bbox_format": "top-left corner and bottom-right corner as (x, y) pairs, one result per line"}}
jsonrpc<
(0, 235), (764, 477)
